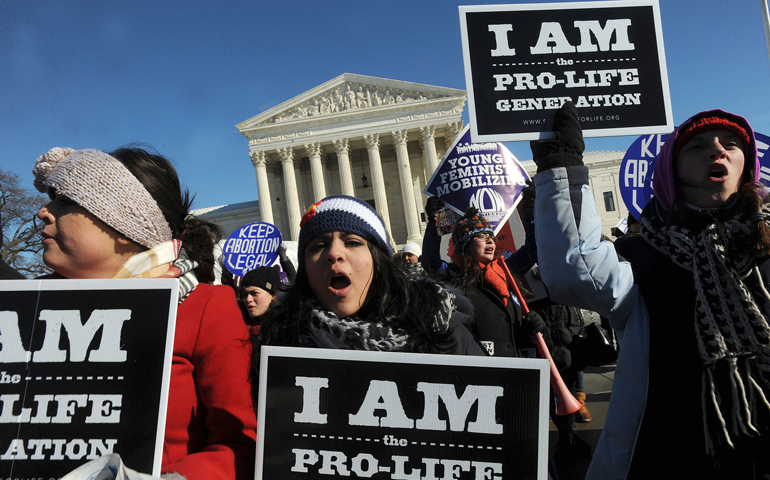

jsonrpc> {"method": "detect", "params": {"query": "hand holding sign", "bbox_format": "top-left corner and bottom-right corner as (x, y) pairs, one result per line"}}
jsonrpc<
(530, 102), (585, 172)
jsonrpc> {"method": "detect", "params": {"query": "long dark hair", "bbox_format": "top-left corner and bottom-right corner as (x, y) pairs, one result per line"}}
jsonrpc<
(250, 239), (455, 403)
(453, 251), (485, 297)
(109, 146), (223, 282)
(259, 242), (453, 350)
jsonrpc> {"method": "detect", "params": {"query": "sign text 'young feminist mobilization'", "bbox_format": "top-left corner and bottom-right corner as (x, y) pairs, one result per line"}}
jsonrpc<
(459, 0), (673, 142)
(424, 125), (529, 234)
(257, 347), (550, 480)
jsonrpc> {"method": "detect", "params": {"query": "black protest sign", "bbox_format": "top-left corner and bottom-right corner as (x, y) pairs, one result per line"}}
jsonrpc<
(0, 279), (177, 478)
(459, 0), (672, 141)
(257, 346), (550, 480)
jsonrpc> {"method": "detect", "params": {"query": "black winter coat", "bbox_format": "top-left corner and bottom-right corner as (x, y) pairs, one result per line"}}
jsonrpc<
(529, 298), (586, 372)
(436, 265), (528, 357)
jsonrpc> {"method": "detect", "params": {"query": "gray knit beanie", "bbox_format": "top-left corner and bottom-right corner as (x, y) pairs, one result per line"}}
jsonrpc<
(33, 147), (173, 248)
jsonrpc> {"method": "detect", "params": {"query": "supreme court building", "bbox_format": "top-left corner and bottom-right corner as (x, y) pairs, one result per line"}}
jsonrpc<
(196, 73), (628, 249)
(235, 73), (466, 246)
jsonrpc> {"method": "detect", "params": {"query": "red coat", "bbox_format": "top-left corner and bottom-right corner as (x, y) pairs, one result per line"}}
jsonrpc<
(161, 283), (257, 480)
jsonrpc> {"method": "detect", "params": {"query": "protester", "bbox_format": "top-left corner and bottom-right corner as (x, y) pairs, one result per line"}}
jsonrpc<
(421, 182), (538, 279)
(398, 241), (428, 278)
(238, 265), (280, 330)
(426, 207), (546, 358)
(529, 295), (592, 456)
(421, 195), (452, 275)
(33, 147), (257, 480)
(251, 195), (486, 398)
(422, 199), (586, 471)
(401, 241), (421, 264)
(532, 103), (770, 478)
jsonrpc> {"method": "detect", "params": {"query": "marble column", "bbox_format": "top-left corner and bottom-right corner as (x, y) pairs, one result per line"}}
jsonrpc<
(363, 133), (393, 239)
(278, 146), (302, 241)
(249, 151), (273, 224)
(392, 129), (421, 243)
(420, 125), (440, 175)
(333, 138), (355, 196)
(445, 121), (464, 150)
(305, 142), (327, 202)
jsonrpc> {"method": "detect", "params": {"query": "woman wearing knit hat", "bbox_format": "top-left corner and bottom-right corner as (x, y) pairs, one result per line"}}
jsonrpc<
(431, 207), (546, 359)
(423, 198), (590, 459)
(238, 265), (281, 330)
(250, 195), (485, 395)
(533, 103), (770, 478)
(34, 147), (256, 480)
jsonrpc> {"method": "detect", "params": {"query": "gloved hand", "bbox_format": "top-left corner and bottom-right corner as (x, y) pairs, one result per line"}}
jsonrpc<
(529, 101), (585, 173)
(520, 179), (535, 212)
(278, 242), (289, 261)
(522, 311), (547, 337)
(425, 196), (445, 222)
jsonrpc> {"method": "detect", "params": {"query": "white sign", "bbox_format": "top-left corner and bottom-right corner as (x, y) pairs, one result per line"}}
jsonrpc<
(0, 279), (177, 478)
(257, 346), (550, 480)
(459, 0), (673, 142)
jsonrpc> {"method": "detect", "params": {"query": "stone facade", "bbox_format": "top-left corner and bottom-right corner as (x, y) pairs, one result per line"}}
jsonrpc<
(234, 73), (466, 247)
(195, 74), (629, 245)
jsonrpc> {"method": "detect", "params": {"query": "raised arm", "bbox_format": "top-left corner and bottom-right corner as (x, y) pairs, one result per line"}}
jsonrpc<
(531, 103), (638, 327)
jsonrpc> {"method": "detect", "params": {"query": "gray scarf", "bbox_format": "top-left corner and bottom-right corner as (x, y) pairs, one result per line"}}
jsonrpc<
(641, 203), (770, 454)
(307, 283), (455, 351)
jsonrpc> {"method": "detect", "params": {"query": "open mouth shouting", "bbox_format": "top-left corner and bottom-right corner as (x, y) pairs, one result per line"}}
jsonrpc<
(675, 129), (746, 208)
(708, 163), (728, 180)
(304, 231), (374, 318)
(329, 272), (352, 295)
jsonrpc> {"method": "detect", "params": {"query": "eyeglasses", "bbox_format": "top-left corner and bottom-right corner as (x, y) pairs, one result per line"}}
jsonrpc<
(474, 234), (495, 243)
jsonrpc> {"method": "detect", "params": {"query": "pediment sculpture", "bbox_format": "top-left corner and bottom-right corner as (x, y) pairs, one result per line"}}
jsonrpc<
(269, 83), (436, 124)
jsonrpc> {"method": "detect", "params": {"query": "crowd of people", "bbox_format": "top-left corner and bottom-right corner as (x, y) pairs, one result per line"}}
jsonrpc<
(5, 100), (769, 479)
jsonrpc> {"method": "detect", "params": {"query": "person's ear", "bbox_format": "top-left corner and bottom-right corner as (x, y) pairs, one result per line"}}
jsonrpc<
(116, 235), (134, 245)
(115, 234), (145, 254)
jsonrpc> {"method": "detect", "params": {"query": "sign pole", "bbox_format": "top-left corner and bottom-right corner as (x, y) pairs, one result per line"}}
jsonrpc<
(763, 0), (770, 70)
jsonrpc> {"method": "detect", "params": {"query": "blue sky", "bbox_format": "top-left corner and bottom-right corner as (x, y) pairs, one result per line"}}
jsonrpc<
(2, 0), (769, 210)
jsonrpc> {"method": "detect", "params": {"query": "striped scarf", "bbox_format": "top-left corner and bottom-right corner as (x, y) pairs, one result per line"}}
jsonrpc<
(641, 203), (770, 454)
(307, 283), (456, 351)
(112, 239), (199, 303)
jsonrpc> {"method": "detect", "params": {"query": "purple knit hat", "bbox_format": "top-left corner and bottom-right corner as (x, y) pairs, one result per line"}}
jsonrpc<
(652, 109), (759, 212)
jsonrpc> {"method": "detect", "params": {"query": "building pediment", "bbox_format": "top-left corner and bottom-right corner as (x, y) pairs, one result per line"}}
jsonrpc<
(236, 73), (466, 145)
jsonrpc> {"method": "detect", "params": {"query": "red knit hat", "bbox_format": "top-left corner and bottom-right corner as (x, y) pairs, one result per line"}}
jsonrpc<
(673, 116), (751, 158)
